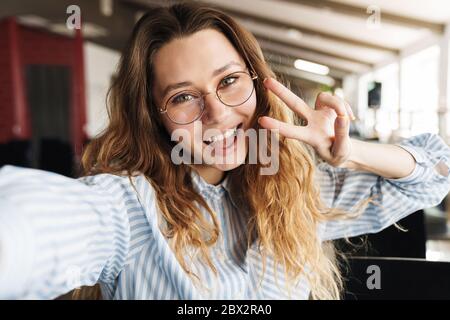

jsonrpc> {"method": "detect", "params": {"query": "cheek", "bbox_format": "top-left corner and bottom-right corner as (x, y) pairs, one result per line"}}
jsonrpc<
(162, 117), (197, 146)
(239, 93), (257, 126)
(161, 115), (174, 135)
(247, 94), (257, 113)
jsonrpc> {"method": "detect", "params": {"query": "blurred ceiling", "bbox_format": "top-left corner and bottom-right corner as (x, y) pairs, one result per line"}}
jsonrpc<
(2, 0), (450, 87)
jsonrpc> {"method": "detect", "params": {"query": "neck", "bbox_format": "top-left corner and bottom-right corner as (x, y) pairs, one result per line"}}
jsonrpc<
(193, 165), (225, 185)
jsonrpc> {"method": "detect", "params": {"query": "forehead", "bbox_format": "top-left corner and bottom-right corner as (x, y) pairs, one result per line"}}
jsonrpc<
(152, 29), (246, 96)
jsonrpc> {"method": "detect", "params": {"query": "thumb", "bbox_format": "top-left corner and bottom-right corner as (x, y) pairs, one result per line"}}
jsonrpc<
(335, 115), (349, 138)
(332, 116), (350, 157)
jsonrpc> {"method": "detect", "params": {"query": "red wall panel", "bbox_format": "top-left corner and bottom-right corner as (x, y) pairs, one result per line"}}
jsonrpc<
(0, 17), (86, 157)
(0, 19), (15, 144)
(0, 18), (29, 143)
(20, 26), (75, 66)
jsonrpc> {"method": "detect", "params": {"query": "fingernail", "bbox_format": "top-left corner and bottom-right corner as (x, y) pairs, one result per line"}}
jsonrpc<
(263, 77), (269, 84)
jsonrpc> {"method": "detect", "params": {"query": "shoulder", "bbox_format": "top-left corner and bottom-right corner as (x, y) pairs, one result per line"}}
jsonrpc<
(79, 173), (158, 262)
(78, 173), (150, 202)
(314, 161), (347, 186)
(77, 172), (160, 218)
(314, 162), (339, 207)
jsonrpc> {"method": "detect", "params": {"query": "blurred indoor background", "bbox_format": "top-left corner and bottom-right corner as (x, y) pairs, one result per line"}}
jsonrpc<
(1, 0), (450, 283)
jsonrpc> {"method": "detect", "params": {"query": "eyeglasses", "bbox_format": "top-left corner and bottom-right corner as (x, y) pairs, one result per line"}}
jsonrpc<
(159, 71), (258, 125)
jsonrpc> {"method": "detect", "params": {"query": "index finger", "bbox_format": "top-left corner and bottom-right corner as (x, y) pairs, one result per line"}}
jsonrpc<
(263, 78), (312, 119)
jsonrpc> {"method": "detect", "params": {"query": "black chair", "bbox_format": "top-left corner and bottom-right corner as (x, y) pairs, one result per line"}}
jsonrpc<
(39, 138), (74, 177)
(0, 140), (32, 167)
(336, 210), (427, 259)
(343, 257), (450, 299)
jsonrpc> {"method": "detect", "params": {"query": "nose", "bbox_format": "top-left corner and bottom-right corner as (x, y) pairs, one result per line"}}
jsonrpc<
(201, 93), (231, 125)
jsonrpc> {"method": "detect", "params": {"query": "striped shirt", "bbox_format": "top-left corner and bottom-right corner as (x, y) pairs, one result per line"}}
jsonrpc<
(0, 132), (449, 299)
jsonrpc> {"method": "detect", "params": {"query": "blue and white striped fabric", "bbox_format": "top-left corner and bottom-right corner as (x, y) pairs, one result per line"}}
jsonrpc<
(0, 132), (449, 299)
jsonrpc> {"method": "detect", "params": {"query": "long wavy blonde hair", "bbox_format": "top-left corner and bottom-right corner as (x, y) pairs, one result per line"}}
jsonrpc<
(79, 2), (371, 300)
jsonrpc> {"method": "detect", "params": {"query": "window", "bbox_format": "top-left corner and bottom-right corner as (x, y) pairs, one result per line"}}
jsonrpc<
(400, 45), (440, 135)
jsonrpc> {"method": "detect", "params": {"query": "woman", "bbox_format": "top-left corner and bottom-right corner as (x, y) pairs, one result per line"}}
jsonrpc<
(1, 3), (449, 300)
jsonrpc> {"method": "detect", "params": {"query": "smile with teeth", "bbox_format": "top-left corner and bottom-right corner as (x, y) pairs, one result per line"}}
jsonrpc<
(203, 124), (241, 145)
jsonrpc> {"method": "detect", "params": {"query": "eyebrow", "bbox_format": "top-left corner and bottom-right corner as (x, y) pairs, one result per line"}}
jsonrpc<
(161, 61), (243, 99)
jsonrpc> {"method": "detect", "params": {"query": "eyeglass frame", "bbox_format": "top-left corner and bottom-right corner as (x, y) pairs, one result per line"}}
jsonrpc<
(158, 70), (259, 125)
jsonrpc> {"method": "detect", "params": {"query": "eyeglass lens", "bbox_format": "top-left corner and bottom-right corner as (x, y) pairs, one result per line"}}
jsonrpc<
(165, 71), (255, 124)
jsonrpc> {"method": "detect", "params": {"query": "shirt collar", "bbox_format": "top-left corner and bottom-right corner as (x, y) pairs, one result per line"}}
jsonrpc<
(190, 169), (227, 199)
(190, 170), (242, 209)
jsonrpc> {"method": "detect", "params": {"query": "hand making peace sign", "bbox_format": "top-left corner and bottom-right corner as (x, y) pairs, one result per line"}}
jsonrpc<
(258, 77), (355, 168)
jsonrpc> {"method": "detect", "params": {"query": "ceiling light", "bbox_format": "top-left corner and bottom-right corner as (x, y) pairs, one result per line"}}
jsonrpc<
(82, 22), (109, 37)
(48, 22), (109, 38)
(286, 28), (302, 39)
(48, 23), (74, 36)
(17, 15), (49, 28)
(100, 0), (113, 17)
(294, 59), (330, 75)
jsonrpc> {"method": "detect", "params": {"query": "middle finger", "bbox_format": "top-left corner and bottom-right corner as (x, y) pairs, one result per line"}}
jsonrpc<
(315, 92), (348, 118)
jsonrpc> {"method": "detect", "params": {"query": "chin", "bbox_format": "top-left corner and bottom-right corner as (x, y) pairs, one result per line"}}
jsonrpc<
(212, 161), (243, 172)
(208, 152), (247, 171)
(207, 142), (248, 172)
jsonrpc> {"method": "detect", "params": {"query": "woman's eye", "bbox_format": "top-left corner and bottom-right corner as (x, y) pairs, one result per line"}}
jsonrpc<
(172, 93), (194, 104)
(220, 76), (238, 87)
